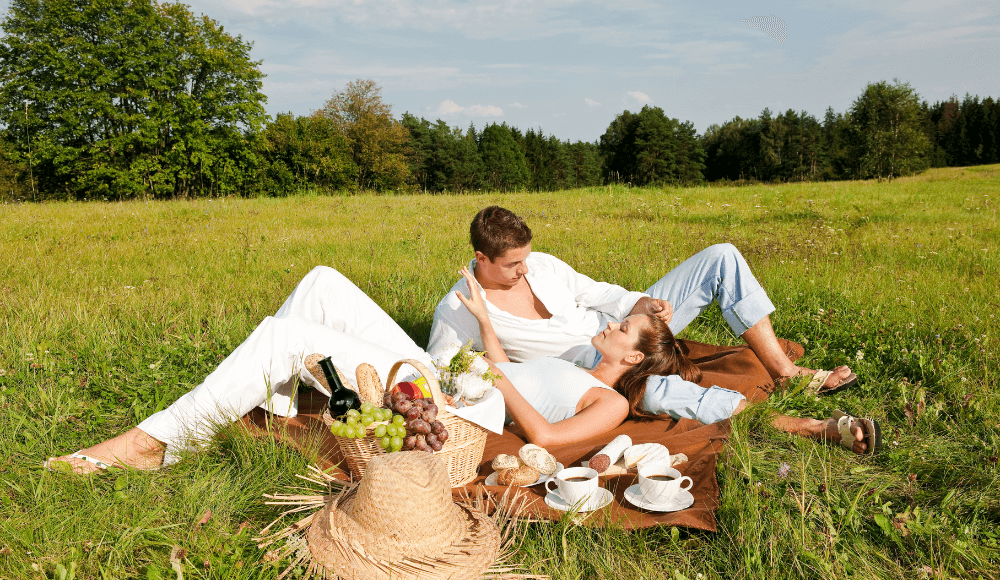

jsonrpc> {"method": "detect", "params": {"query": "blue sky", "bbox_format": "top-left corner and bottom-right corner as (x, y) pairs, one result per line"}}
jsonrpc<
(5, 0), (999, 142)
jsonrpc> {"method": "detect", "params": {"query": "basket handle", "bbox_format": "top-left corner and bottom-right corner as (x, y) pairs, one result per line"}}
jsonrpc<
(385, 359), (445, 409)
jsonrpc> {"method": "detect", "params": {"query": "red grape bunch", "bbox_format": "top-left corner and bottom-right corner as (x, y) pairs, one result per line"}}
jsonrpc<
(383, 390), (449, 452)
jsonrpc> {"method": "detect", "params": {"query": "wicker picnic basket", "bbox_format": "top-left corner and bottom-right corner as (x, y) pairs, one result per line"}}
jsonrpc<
(322, 358), (487, 488)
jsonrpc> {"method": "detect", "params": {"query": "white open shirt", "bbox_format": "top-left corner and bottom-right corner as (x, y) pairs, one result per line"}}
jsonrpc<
(427, 252), (647, 367)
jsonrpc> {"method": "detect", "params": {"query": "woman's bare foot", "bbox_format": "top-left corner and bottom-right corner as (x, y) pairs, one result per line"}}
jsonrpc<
(46, 428), (166, 474)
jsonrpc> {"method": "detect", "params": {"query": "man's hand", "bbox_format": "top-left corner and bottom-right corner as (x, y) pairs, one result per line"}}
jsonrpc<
(629, 296), (673, 325)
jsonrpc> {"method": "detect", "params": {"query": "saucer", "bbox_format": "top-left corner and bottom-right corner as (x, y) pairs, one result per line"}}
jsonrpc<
(485, 462), (564, 487)
(623, 484), (694, 512)
(544, 487), (613, 512)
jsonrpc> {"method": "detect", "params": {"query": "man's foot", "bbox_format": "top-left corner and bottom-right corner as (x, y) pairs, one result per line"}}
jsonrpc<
(821, 415), (870, 454)
(44, 428), (166, 474)
(779, 365), (857, 396)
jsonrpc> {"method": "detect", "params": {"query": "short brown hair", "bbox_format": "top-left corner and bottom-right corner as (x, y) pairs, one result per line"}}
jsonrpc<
(469, 206), (532, 261)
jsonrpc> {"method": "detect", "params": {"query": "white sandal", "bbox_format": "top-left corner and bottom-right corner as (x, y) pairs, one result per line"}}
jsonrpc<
(44, 451), (113, 472)
(831, 409), (880, 455)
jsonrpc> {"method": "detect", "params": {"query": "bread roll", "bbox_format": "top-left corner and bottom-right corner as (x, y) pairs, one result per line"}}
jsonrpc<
(497, 464), (540, 486)
(491, 453), (521, 471)
(518, 444), (557, 475)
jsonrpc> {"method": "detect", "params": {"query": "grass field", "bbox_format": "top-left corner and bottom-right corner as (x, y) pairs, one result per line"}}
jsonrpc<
(1, 165), (999, 579)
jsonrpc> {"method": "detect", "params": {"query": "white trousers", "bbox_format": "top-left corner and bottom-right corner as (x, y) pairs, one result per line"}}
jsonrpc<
(137, 267), (434, 463)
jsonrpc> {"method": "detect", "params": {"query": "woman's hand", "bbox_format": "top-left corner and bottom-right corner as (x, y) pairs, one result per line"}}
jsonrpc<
(455, 266), (490, 323)
(455, 266), (509, 363)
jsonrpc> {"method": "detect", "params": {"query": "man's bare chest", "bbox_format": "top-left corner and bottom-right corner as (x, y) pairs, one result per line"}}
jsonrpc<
(484, 283), (553, 321)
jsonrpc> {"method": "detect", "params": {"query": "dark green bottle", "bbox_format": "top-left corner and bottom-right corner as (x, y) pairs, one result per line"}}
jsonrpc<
(319, 356), (361, 419)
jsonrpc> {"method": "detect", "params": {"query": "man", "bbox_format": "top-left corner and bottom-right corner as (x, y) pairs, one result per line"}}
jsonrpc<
(428, 206), (855, 422)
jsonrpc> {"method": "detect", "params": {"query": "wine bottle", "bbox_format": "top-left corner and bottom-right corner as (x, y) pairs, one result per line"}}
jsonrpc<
(318, 356), (361, 419)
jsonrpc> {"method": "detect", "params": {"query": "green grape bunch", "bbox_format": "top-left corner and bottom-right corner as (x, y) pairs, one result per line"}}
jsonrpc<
(329, 401), (407, 452)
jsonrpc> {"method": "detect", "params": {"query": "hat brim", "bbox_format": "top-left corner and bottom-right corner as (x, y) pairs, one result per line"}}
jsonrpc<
(307, 485), (502, 580)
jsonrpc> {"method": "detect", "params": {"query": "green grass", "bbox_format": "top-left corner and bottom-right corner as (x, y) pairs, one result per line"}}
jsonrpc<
(1, 165), (999, 579)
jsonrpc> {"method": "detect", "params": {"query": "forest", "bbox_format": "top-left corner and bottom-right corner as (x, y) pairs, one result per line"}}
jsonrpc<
(0, 0), (998, 200)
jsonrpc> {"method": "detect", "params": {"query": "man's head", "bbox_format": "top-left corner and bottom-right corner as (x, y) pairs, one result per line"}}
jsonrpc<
(469, 206), (533, 289)
(469, 206), (532, 262)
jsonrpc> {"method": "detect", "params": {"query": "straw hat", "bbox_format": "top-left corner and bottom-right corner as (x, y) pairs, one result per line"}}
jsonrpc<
(306, 451), (502, 580)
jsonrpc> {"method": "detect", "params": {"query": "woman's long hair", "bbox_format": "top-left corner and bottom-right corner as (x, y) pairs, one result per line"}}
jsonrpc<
(613, 314), (702, 420)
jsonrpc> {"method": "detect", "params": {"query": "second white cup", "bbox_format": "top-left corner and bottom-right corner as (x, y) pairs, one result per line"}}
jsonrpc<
(545, 466), (598, 507)
(637, 464), (692, 504)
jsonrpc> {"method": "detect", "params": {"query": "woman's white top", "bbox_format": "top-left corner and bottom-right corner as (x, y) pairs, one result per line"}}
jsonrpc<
(495, 357), (613, 423)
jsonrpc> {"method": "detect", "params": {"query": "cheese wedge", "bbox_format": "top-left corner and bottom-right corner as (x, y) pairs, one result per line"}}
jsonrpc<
(637, 446), (672, 469)
(623, 443), (668, 468)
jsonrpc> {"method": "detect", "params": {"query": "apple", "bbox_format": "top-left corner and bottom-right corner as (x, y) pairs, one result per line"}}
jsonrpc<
(391, 381), (422, 400)
(392, 379), (434, 400)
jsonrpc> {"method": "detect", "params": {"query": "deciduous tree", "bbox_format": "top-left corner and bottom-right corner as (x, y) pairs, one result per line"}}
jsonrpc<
(0, 0), (267, 199)
(315, 79), (409, 191)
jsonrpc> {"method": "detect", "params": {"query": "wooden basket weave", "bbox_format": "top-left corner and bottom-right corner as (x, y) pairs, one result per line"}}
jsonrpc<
(323, 358), (487, 488)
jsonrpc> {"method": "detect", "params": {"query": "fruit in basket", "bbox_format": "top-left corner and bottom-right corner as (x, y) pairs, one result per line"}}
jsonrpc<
(391, 381), (423, 400)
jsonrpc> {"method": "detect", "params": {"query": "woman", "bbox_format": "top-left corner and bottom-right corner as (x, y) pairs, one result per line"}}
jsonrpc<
(47, 266), (643, 473)
(457, 267), (880, 455)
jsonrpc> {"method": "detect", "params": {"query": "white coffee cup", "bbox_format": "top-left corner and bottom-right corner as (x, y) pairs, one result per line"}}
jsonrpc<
(637, 464), (692, 504)
(545, 466), (599, 507)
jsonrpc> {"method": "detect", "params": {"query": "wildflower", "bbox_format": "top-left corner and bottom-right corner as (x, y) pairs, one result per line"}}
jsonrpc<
(434, 342), (463, 369)
(149, 363), (156, 369)
(777, 463), (791, 478)
(0, 369), (6, 377)
(855, 350), (864, 361)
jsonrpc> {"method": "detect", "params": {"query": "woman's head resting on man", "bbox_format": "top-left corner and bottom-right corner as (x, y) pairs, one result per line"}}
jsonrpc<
(594, 314), (703, 419)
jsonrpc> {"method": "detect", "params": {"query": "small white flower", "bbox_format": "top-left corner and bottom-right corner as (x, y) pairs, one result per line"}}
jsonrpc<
(456, 374), (492, 401)
(0, 369), (6, 377)
(149, 363), (156, 369)
(470, 355), (490, 375)
(434, 342), (462, 368)
(856, 350), (864, 361)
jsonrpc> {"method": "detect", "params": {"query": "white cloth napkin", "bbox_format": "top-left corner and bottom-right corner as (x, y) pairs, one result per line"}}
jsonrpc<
(445, 387), (506, 434)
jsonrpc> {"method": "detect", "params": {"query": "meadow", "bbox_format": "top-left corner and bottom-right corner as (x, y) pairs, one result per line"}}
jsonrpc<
(1, 165), (998, 579)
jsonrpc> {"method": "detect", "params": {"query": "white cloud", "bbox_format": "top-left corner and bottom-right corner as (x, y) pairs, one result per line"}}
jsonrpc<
(741, 15), (787, 44)
(643, 41), (744, 65)
(510, 101), (526, 108)
(626, 91), (652, 104)
(584, 97), (601, 108)
(434, 99), (504, 118)
(201, 0), (661, 41)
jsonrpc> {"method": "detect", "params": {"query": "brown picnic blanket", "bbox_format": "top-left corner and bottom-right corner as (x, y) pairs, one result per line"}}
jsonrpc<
(249, 338), (802, 532)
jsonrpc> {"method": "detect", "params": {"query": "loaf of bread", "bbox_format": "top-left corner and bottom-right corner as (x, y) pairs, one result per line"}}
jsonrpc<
(497, 464), (540, 486)
(588, 434), (632, 473)
(670, 452), (689, 467)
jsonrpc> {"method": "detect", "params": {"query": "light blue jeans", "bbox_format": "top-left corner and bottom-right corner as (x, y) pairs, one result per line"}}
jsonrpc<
(644, 243), (775, 337)
(640, 243), (772, 424)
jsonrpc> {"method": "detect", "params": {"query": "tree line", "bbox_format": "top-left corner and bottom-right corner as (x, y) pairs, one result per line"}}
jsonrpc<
(1, 0), (998, 201)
